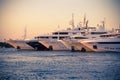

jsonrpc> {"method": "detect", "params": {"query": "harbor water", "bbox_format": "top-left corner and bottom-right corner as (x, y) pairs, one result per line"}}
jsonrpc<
(0, 48), (120, 80)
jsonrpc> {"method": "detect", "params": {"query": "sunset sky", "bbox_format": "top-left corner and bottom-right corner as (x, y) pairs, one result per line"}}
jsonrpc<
(0, 0), (120, 41)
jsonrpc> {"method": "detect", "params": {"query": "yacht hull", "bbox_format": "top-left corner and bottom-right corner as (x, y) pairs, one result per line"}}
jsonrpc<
(39, 40), (69, 51)
(60, 39), (78, 51)
(26, 40), (48, 50)
(6, 40), (34, 50)
(76, 37), (120, 52)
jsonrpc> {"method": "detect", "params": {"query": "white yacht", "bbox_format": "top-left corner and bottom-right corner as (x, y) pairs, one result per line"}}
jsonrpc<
(60, 32), (107, 51)
(65, 26), (120, 52)
(60, 20), (108, 51)
(76, 34), (120, 52)
(6, 39), (34, 50)
(34, 27), (94, 50)
(6, 27), (34, 50)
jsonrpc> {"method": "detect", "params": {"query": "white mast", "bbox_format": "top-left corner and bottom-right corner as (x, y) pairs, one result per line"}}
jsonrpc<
(102, 17), (106, 31)
(83, 13), (86, 27)
(86, 20), (89, 32)
(86, 20), (88, 28)
(72, 13), (75, 29)
(23, 25), (27, 40)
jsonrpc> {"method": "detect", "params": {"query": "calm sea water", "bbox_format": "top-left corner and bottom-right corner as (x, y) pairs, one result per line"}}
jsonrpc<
(0, 48), (120, 80)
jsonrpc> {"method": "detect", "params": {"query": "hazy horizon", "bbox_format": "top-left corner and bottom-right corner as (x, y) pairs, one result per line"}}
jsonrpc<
(0, 0), (120, 41)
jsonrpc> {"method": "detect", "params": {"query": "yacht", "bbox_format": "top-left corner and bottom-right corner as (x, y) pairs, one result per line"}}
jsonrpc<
(60, 20), (108, 51)
(6, 27), (35, 50)
(60, 32), (107, 51)
(6, 39), (34, 50)
(65, 27), (120, 52)
(76, 35), (120, 52)
(33, 27), (94, 50)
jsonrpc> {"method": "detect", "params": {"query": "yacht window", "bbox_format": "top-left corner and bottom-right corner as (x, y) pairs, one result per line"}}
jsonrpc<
(52, 36), (57, 39)
(53, 32), (68, 35)
(72, 32), (77, 34)
(74, 37), (88, 39)
(110, 48), (113, 50)
(105, 47), (109, 49)
(91, 32), (107, 34)
(39, 36), (49, 39)
(116, 48), (120, 50)
(100, 34), (120, 38)
(98, 42), (120, 44)
(60, 37), (65, 39)
(53, 32), (58, 35)
(59, 32), (68, 35)
(81, 32), (85, 34)
(100, 35), (105, 37)
(35, 37), (38, 39)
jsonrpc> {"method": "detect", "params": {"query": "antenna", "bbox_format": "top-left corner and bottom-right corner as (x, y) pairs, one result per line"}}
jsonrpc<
(86, 20), (89, 29)
(83, 13), (86, 27)
(102, 17), (106, 31)
(72, 13), (75, 29)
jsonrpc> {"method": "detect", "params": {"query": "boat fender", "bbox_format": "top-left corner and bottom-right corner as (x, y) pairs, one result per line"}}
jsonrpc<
(81, 47), (86, 52)
(17, 46), (21, 49)
(71, 46), (75, 52)
(49, 45), (53, 51)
